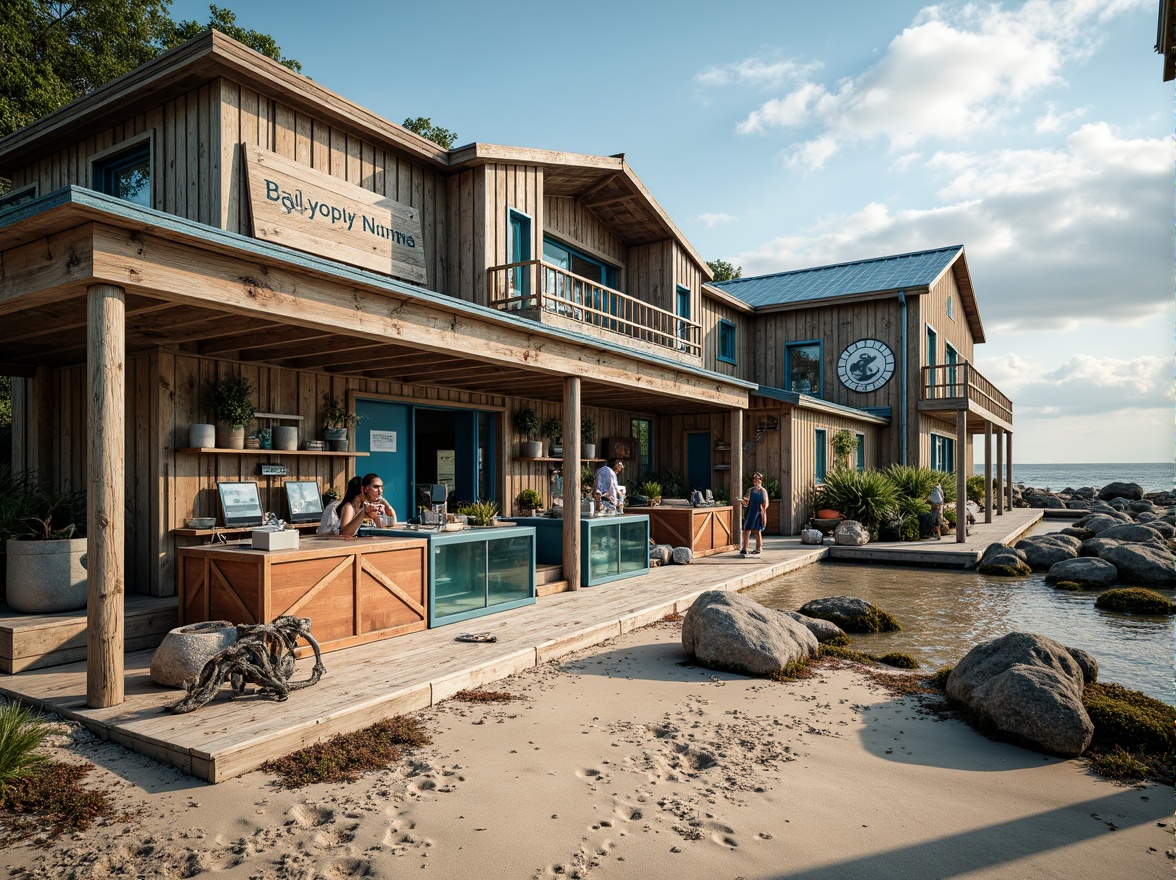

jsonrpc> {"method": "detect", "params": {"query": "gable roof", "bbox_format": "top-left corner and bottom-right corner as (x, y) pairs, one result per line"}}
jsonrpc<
(712, 245), (963, 307)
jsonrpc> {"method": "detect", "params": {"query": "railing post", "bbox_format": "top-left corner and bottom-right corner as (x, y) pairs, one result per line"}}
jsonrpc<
(984, 422), (993, 523)
(995, 427), (1004, 515)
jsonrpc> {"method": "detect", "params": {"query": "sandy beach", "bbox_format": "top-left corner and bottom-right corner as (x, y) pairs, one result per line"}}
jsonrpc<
(0, 616), (1167, 880)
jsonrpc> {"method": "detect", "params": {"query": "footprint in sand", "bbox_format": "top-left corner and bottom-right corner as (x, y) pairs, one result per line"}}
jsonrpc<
(318, 857), (374, 878)
(289, 803), (336, 827)
(314, 821), (360, 849)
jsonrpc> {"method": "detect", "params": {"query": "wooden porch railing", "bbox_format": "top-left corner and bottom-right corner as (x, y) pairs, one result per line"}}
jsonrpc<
(922, 362), (1013, 424)
(488, 260), (702, 358)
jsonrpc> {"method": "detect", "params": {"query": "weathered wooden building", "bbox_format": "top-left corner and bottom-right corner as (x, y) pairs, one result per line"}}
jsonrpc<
(0, 31), (1012, 706)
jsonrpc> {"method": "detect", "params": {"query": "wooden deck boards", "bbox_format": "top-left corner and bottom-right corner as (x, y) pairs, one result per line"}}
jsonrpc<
(0, 509), (1043, 783)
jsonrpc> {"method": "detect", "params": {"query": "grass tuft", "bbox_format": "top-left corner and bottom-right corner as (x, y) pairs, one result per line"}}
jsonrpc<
(262, 716), (431, 787)
(0, 703), (48, 793)
(765, 658), (812, 682)
(1086, 745), (1156, 782)
(0, 761), (115, 844)
(930, 666), (954, 690)
(451, 689), (517, 703)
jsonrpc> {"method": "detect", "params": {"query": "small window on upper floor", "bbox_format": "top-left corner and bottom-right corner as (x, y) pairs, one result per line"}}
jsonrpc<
(93, 139), (152, 208)
(718, 320), (737, 365)
(0, 184), (38, 215)
(947, 294), (956, 321)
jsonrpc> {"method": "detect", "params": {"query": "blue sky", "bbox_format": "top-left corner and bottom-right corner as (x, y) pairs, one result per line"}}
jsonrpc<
(170, 0), (1172, 465)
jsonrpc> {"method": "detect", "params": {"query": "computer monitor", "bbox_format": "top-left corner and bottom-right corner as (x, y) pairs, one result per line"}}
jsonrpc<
(284, 481), (324, 524)
(217, 482), (264, 528)
(416, 483), (448, 522)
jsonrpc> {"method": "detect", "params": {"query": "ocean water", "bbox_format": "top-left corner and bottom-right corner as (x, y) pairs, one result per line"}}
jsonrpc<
(973, 462), (1172, 494)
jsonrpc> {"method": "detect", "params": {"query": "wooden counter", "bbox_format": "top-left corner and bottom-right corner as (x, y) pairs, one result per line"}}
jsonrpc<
(177, 535), (428, 655)
(626, 505), (736, 556)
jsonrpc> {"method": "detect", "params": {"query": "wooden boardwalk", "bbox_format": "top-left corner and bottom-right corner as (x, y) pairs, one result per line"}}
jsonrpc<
(0, 508), (1042, 783)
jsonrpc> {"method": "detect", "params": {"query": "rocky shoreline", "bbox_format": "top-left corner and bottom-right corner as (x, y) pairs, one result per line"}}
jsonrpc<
(1010, 479), (1175, 511)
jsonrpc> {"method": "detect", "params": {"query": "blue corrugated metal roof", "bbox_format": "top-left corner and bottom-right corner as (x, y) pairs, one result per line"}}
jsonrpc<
(714, 245), (963, 307)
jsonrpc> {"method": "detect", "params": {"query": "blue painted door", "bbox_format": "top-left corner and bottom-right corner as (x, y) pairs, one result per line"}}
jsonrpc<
(686, 432), (711, 492)
(356, 399), (412, 521)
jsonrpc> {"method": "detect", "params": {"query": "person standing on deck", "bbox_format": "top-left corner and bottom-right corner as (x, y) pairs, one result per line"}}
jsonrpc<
(741, 472), (769, 555)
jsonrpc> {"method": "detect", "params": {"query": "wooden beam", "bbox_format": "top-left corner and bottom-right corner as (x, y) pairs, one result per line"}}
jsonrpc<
(89, 225), (748, 410)
(1005, 432), (1013, 520)
(563, 377), (581, 592)
(995, 427), (1004, 516)
(86, 283), (126, 708)
(731, 409), (743, 539)
(956, 411), (967, 545)
(0, 226), (95, 313)
(984, 422), (993, 524)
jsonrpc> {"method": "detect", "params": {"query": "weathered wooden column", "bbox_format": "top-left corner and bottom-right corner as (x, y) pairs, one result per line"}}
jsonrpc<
(995, 427), (1005, 515)
(983, 422), (993, 524)
(730, 408), (744, 533)
(87, 283), (126, 707)
(562, 377), (582, 592)
(1005, 431), (1014, 517)
(956, 410), (967, 544)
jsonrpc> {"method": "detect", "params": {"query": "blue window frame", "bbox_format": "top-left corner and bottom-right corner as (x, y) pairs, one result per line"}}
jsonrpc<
(543, 237), (619, 322)
(855, 433), (865, 470)
(717, 320), (737, 364)
(507, 208), (532, 297)
(676, 285), (692, 349)
(931, 435), (955, 472)
(945, 343), (959, 396)
(95, 141), (151, 207)
(815, 428), (827, 483)
(785, 340), (822, 396)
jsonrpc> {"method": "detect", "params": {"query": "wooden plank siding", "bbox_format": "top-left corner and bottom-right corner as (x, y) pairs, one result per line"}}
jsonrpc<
(783, 406), (881, 535)
(699, 294), (750, 379)
(544, 196), (627, 269)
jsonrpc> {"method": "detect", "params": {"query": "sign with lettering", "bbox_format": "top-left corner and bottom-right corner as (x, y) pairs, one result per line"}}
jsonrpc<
(243, 143), (426, 283)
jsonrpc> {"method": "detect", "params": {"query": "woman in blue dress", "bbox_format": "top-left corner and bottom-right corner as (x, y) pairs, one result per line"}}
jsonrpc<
(741, 472), (769, 555)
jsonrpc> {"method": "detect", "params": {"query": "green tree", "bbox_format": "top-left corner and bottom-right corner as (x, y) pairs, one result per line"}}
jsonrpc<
(706, 259), (742, 282)
(163, 4), (301, 72)
(402, 116), (457, 150)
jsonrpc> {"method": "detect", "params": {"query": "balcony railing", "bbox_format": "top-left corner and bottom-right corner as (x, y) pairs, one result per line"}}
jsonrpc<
(922, 362), (1013, 426)
(488, 260), (701, 358)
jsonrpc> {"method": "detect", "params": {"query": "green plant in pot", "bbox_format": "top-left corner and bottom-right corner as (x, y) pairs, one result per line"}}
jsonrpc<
(204, 375), (256, 450)
(322, 393), (361, 451)
(581, 418), (597, 460)
(541, 416), (563, 457)
(1, 472), (88, 614)
(637, 480), (663, 506)
(516, 487), (542, 515)
(455, 500), (498, 527)
(514, 407), (542, 458)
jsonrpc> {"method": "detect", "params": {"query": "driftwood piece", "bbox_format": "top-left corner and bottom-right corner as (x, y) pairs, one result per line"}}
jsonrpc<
(167, 616), (326, 714)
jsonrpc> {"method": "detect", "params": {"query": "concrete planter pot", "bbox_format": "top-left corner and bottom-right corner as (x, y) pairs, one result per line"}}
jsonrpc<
(272, 425), (298, 450)
(150, 620), (238, 688)
(582, 443), (596, 460)
(323, 428), (348, 451)
(6, 537), (88, 613)
(188, 423), (215, 448)
(519, 440), (543, 458)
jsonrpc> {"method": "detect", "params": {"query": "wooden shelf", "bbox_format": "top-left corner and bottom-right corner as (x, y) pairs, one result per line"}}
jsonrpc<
(714, 444), (732, 452)
(178, 448), (368, 457)
(171, 522), (322, 537)
(513, 457), (604, 463)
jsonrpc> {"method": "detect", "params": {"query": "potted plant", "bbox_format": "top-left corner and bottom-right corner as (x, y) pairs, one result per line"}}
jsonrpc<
(541, 416), (563, 458)
(455, 500), (498, 527)
(831, 430), (858, 470)
(322, 393), (361, 451)
(3, 479), (88, 613)
(581, 418), (597, 460)
(637, 480), (663, 506)
(514, 407), (542, 458)
(516, 487), (542, 516)
(204, 375), (256, 449)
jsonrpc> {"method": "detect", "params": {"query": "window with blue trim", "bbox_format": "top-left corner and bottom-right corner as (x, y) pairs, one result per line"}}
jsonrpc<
(676, 286), (691, 349)
(855, 433), (865, 470)
(717, 320), (737, 364)
(931, 435), (955, 472)
(945, 343), (959, 395)
(815, 428), (827, 483)
(508, 208), (532, 296)
(543, 237), (619, 322)
(95, 141), (151, 207)
(785, 341), (822, 396)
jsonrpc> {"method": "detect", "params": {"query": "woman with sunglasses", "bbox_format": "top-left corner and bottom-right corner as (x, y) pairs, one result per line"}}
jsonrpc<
(317, 473), (397, 536)
(740, 472), (769, 556)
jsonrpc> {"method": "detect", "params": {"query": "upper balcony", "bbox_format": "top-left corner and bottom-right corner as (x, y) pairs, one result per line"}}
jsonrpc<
(488, 260), (702, 362)
(919, 362), (1013, 432)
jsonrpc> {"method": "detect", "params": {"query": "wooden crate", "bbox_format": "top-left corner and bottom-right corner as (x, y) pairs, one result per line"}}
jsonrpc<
(628, 506), (736, 556)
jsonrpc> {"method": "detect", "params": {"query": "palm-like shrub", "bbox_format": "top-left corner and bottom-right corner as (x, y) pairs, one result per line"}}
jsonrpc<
(966, 475), (987, 503)
(816, 468), (899, 531)
(0, 703), (48, 793)
(882, 465), (937, 501)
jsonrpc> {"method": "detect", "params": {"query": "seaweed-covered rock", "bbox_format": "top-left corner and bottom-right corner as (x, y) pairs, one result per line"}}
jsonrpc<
(1100, 543), (1176, 587)
(1014, 534), (1080, 571)
(797, 595), (901, 633)
(682, 591), (818, 675)
(1094, 588), (1174, 615)
(977, 543), (1031, 577)
(946, 632), (1093, 756)
(782, 610), (846, 643)
(1044, 557), (1118, 589)
(1099, 481), (1144, 501)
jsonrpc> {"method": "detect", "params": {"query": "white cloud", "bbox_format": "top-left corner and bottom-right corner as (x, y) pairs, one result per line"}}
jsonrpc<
(735, 124), (1168, 330)
(697, 212), (736, 227)
(1033, 103), (1089, 133)
(975, 352), (1173, 416)
(784, 135), (841, 172)
(696, 56), (822, 89)
(729, 1), (1143, 154)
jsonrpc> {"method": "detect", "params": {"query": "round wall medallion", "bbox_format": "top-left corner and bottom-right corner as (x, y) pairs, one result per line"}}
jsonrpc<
(837, 339), (895, 393)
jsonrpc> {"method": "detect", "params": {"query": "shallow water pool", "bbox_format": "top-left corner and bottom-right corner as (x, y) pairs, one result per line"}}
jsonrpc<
(745, 561), (1173, 703)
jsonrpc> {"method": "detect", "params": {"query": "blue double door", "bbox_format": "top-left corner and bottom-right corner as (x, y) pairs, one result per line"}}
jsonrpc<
(354, 400), (496, 521)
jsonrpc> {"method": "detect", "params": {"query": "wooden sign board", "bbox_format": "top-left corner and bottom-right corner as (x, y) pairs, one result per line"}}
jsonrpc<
(243, 143), (426, 284)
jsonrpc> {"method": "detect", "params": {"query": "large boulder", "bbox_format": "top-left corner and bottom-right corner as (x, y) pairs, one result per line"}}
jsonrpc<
(977, 543), (1031, 577)
(834, 520), (869, 546)
(782, 610), (846, 643)
(797, 595), (901, 632)
(1097, 523), (1169, 546)
(1013, 534), (1080, 571)
(1076, 513), (1128, 534)
(682, 591), (818, 675)
(946, 632), (1093, 756)
(150, 621), (238, 688)
(1099, 481), (1144, 501)
(1100, 543), (1176, 587)
(800, 528), (824, 545)
(1024, 492), (1065, 509)
(1044, 557), (1118, 588)
(1079, 537), (1123, 558)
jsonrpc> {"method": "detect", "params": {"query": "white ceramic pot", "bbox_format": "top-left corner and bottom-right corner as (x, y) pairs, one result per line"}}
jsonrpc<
(216, 423), (245, 449)
(6, 537), (88, 613)
(273, 426), (298, 450)
(188, 423), (215, 448)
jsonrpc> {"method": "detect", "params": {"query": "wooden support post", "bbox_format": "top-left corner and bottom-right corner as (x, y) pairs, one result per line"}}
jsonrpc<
(1005, 432), (1013, 517)
(983, 422), (993, 524)
(87, 283), (126, 708)
(730, 409), (743, 535)
(956, 410), (967, 544)
(562, 377), (581, 592)
(994, 427), (1004, 515)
